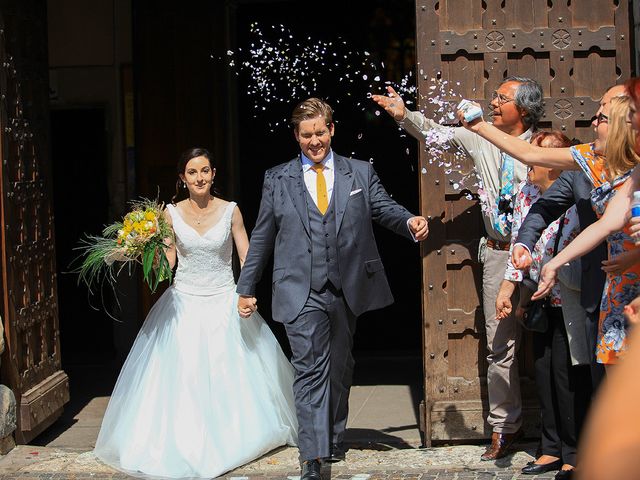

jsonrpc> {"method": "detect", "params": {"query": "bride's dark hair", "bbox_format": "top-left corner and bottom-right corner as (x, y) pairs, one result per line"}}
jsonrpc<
(171, 147), (215, 204)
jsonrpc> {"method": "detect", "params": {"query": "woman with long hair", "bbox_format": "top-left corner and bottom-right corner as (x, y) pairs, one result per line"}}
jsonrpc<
(533, 97), (640, 366)
(94, 148), (297, 479)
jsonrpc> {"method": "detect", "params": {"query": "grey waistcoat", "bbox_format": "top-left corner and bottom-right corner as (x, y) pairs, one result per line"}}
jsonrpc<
(306, 190), (341, 291)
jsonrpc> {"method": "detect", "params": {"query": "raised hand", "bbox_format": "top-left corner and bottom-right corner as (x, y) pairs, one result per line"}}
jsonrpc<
(370, 86), (407, 121)
(238, 295), (257, 319)
(512, 244), (533, 270)
(455, 101), (486, 132)
(408, 216), (429, 241)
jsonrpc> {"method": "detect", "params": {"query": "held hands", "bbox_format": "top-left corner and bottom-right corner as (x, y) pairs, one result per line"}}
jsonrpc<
(408, 216), (429, 241)
(511, 244), (533, 270)
(531, 262), (559, 301)
(238, 295), (257, 319)
(370, 86), (407, 121)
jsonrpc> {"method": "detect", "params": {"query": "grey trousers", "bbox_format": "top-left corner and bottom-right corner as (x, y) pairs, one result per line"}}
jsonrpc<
(482, 247), (522, 433)
(284, 285), (357, 461)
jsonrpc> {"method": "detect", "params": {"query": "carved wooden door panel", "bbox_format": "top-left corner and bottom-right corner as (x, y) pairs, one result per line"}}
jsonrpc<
(0, 1), (69, 443)
(417, 0), (632, 444)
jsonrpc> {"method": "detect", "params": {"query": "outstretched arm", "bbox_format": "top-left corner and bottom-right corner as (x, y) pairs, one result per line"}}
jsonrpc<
(367, 164), (426, 240)
(372, 86), (479, 154)
(532, 172), (637, 300)
(456, 111), (577, 170)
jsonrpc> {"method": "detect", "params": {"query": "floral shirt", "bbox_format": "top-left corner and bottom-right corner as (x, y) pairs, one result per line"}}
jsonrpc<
(571, 142), (640, 364)
(505, 180), (581, 306)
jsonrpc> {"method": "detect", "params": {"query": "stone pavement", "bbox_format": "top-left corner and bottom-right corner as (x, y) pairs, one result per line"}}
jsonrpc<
(0, 443), (561, 479)
(0, 360), (560, 479)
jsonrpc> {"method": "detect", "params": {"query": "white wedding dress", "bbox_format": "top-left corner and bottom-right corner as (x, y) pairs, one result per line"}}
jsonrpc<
(94, 202), (298, 479)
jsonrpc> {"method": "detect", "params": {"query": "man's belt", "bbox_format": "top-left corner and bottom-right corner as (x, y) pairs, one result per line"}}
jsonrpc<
(486, 238), (511, 251)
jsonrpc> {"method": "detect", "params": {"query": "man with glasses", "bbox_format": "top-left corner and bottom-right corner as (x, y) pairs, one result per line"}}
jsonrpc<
(373, 76), (544, 460)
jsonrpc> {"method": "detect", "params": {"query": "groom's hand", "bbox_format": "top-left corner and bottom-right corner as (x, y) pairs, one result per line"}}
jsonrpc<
(238, 295), (257, 318)
(408, 216), (429, 241)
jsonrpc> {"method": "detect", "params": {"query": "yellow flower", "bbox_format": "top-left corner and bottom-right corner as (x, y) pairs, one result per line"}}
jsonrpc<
(144, 211), (156, 221)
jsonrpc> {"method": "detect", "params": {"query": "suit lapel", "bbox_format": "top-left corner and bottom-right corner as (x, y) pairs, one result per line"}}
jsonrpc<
(333, 154), (354, 233)
(284, 157), (311, 237)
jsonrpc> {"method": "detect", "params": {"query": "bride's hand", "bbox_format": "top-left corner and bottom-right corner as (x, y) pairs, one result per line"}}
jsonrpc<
(238, 295), (257, 318)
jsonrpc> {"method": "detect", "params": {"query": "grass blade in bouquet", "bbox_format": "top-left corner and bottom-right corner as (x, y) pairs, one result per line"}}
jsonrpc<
(75, 197), (174, 294)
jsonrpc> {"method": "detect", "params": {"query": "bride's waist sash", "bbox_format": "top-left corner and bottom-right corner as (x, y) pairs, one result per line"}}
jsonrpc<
(173, 277), (235, 296)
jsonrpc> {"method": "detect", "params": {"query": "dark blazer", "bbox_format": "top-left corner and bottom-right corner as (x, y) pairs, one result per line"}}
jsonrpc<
(237, 153), (415, 323)
(516, 170), (606, 313)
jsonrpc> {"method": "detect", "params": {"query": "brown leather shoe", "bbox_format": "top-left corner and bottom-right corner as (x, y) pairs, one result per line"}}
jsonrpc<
(480, 429), (524, 461)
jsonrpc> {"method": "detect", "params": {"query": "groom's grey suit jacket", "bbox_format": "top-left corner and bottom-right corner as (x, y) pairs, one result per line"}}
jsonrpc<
(237, 153), (415, 323)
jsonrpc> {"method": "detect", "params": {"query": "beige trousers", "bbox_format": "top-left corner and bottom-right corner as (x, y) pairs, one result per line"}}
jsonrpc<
(482, 246), (522, 434)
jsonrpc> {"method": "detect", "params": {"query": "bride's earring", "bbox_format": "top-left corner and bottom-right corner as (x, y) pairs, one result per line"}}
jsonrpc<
(183, 182), (187, 188)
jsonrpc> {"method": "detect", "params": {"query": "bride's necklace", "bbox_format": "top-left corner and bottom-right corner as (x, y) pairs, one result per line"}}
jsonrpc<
(188, 197), (213, 225)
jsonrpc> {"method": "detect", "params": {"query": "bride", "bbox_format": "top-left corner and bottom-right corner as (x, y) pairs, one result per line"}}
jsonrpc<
(94, 148), (298, 478)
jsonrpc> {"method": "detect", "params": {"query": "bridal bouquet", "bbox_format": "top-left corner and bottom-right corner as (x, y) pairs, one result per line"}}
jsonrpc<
(76, 198), (174, 293)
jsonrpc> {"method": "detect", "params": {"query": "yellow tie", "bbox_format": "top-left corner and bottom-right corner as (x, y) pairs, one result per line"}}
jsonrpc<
(311, 164), (328, 214)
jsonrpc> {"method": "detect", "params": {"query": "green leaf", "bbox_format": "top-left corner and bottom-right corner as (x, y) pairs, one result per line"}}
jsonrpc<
(142, 246), (155, 281)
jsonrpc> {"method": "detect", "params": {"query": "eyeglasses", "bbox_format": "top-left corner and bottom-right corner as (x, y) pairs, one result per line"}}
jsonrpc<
(491, 91), (514, 106)
(595, 113), (608, 126)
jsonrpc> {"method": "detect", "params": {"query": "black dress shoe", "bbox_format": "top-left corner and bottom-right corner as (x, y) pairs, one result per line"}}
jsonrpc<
(301, 459), (322, 480)
(521, 459), (563, 475)
(325, 443), (346, 463)
(555, 469), (574, 480)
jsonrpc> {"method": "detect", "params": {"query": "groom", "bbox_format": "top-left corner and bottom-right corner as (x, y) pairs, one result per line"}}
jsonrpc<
(237, 97), (428, 479)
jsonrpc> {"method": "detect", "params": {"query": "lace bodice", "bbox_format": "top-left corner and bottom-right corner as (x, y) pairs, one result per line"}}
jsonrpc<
(166, 202), (236, 295)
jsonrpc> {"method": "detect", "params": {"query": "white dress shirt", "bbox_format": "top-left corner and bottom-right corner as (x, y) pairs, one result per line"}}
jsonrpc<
(301, 151), (335, 208)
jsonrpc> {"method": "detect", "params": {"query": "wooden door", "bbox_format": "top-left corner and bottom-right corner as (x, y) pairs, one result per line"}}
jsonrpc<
(0, 1), (69, 443)
(417, 0), (633, 444)
(133, 0), (237, 315)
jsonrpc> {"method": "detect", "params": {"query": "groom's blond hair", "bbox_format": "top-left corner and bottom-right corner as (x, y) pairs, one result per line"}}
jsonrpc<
(290, 97), (333, 130)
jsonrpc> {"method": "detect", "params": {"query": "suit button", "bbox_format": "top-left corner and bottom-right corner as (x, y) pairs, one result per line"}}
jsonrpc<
(323, 221), (327, 225)
(307, 248), (311, 253)
(325, 233), (329, 237)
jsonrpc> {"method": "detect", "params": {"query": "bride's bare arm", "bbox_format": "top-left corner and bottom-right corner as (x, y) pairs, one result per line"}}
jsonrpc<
(457, 111), (577, 170)
(231, 205), (250, 267)
(163, 208), (177, 269)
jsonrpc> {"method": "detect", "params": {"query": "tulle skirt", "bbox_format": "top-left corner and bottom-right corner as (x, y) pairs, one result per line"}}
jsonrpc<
(94, 284), (298, 479)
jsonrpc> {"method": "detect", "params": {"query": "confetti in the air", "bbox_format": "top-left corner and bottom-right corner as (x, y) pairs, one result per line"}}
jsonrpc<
(217, 23), (481, 193)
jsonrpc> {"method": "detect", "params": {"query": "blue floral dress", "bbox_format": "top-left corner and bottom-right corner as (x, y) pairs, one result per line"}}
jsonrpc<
(571, 143), (639, 364)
